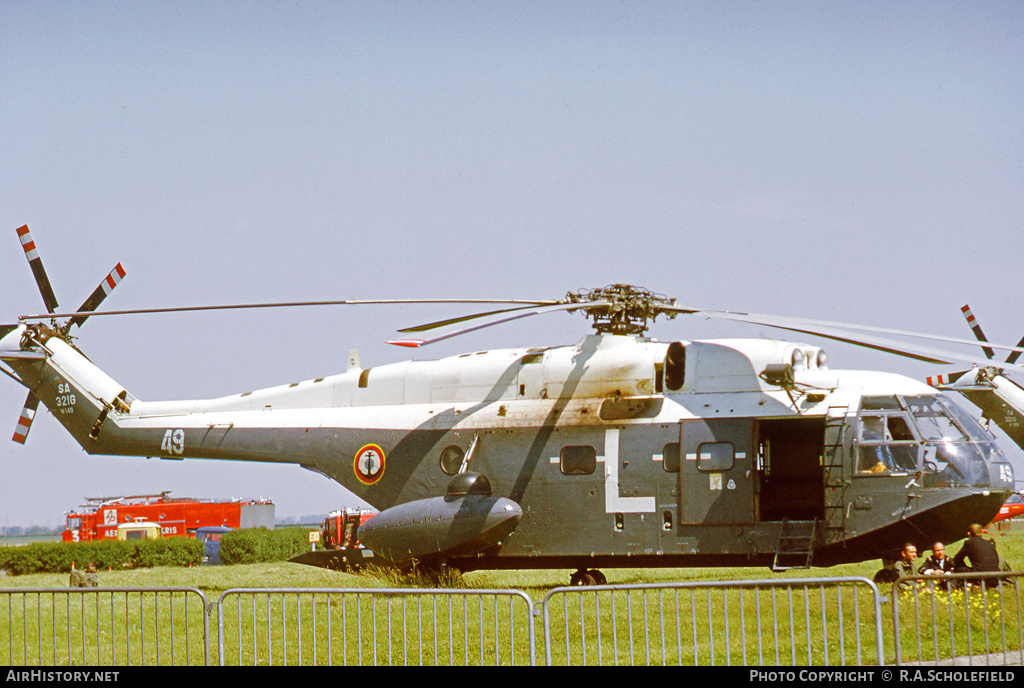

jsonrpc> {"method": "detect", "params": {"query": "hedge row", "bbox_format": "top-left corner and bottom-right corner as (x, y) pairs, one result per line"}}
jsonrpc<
(0, 538), (204, 576)
(219, 527), (309, 565)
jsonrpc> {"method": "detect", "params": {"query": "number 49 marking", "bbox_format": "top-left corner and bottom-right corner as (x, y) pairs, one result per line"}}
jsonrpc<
(161, 429), (185, 455)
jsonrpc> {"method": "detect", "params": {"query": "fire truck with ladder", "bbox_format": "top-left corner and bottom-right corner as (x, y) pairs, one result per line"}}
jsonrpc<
(61, 492), (275, 542)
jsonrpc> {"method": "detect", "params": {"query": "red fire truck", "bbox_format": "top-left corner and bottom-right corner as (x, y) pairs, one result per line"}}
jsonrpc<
(62, 492), (275, 542)
(322, 507), (377, 550)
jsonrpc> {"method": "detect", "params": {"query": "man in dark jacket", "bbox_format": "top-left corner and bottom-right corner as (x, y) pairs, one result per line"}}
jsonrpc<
(919, 542), (955, 576)
(952, 524), (1000, 573)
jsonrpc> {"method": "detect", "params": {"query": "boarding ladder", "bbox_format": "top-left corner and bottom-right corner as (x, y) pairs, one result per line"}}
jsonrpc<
(771, 518), (818, 571)
(822, 406), (849, 543)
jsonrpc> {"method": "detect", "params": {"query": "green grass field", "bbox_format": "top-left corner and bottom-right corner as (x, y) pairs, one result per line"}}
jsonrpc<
(2, 526), (1022, 594)
(2, 528), (1021, 666)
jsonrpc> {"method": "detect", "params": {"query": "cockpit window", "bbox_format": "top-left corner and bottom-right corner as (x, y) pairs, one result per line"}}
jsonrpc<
(855, 393), (998, 486)
(857, 412), (919, 473)
(903, 395), (968, 442)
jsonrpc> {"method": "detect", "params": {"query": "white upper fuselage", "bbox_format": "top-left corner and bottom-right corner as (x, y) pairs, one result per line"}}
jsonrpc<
(117, 333), (934, 431)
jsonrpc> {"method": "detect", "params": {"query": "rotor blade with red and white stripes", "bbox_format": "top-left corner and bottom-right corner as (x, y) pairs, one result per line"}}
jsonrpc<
(961, 304), (995, 360)
(16, 225), (59, 314)
(69, 263), (127, 329)
(11, 392), (39, 445)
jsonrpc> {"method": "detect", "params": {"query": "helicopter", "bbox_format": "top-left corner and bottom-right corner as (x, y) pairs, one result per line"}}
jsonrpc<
(3, 225), (1022, 585)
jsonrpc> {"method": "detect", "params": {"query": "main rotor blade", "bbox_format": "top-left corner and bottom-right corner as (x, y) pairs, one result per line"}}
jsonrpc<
(397, 304), (558, 333)
(678, 307), (1024, 373)
(960, 305), (995, 359)
(11, 392), (39, 445)
(664, 306), (1024, 360)
(68, 263), (127, 329)
(19, 298), (554, 323)
(389, 302), (603, 347)
(16, 226), (59, 313)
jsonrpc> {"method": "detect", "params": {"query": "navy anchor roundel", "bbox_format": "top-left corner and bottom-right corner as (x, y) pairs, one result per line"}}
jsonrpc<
(354, 444), (385, 485)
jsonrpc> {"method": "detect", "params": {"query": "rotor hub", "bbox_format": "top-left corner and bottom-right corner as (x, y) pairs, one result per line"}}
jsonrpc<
(564, 284), (677, 336)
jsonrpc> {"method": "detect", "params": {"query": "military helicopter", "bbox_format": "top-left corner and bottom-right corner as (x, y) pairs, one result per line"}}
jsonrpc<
(3, 226), (1022, 585)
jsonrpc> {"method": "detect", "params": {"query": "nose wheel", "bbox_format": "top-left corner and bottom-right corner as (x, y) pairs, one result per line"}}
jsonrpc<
(570, 568), (607, 586)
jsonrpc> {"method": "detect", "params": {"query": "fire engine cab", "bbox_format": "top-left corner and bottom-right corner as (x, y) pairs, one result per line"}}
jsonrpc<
(62, 492), (274, 542)
(322, 507), (378, 550)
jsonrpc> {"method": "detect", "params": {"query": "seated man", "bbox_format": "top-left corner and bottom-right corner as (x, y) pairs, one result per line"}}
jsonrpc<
(69, 562), (99, 588)
(952, 524), (1000, 574)
(894, 543), (918, 577)
(919, 542), (954, 576)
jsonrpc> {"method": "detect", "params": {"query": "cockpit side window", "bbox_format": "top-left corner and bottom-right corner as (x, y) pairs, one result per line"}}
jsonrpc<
(856, 412), (919, 474)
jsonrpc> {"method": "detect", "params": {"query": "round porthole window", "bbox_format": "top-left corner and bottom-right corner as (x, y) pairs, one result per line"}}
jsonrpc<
(439, 445), (465, 475)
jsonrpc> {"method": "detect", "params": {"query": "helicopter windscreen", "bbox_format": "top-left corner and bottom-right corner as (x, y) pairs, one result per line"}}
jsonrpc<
(905, 394), (996, 487)
(857, 394), (999, 487)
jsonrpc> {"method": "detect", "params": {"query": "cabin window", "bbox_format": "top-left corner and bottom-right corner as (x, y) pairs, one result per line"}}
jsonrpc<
(560, 445), (597, 475)
(697, 442), (734, 471)
(662, 442), (680, 472)
(439, 445), (465, 475)
(358, 369), (371, 388)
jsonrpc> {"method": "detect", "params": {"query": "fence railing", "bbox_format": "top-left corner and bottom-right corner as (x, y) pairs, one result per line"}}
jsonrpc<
(1, 587), (210, 666)
(215, 587), (536, 666)
(541, 577), (884, 666)
(889, 571), (1024, 666)
(3, 574), (1023, 666)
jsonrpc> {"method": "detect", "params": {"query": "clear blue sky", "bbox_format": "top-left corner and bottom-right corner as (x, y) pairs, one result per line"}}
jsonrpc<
(2, 1), (1021, 528)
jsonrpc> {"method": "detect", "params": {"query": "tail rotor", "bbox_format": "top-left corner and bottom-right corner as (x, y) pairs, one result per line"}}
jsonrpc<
(6, 226), (128, 444)
(929, 304), (1024, 454)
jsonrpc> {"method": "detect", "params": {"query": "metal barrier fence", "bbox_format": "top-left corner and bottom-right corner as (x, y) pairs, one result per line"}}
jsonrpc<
(541, 577), (885, 666)
(1, 587), (210, 666)
(216, 587), (536, 666)
(4, 575), (1024, 666)
(890, 571), (1024, 666)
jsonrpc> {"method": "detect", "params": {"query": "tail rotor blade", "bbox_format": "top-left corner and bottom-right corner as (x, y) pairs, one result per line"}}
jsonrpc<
(12, 393), (39, 445)
(960, 304), (995, 359)
(69, 263), (127, 329)
(16, 225), (59, 314)
(926, 371), (969, 387)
